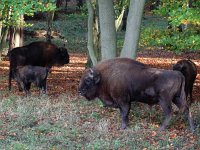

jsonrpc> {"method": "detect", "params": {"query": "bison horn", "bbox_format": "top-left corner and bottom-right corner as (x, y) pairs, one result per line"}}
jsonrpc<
(88, 68), (94, 78)
(88, 68), (100, 84)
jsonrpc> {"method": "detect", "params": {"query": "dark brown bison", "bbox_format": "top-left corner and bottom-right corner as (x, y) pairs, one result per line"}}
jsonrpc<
(173, 59), (197, 104)
(78, 58), (194, 131)
(14, 65), (49, 96)
(8, 41), (69, 90)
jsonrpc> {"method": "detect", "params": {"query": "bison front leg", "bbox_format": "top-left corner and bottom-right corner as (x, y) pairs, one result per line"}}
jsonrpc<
(119, 103), (131, 129)
(42, 80), (47, 94)
(24, 82), (31, 96)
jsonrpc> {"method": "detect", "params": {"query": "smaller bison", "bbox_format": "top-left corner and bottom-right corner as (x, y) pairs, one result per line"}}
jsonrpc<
(173, 59), (197, 104)
(8, 41), (69, 91)
(14, 65), (49, 96)
(78, 58), (194, 131)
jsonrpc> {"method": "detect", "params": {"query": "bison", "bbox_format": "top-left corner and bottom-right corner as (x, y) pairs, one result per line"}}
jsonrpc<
(78, 58), (194, 131)
(8, 41), (69, 90)
(14, 65), (49, 96)
(173, 59), (197, 104)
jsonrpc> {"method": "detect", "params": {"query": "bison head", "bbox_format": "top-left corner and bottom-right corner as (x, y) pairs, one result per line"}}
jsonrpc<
(54, 47), (69, 66)
(78, 68), (100, 100)
(173, 61), (186, 73)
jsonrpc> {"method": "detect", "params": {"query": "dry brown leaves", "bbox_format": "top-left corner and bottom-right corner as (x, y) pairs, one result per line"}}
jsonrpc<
(0, 50), (200, 102)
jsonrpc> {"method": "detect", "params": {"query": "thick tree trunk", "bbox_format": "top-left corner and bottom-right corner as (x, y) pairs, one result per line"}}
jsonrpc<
(98, 0), (116, 60)
(120, 0), (145, 59)
(86, 0), (98, 66)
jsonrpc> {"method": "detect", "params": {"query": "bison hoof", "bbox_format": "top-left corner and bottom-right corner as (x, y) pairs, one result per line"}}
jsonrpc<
(121, 124), (127, 129)
(159, 126), (166, 131)
(18, 87), (23, 92)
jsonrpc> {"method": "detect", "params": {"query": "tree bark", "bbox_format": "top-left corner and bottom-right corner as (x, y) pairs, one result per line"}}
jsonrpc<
(8, 27), (15, 51)
(46, 11), (55, 43)
(0, 27), (8, 60)
(13, 15), (24, 48)
(120, 0), (145, 59)
(98, 0), (116, 60)
(86, 0), (98, 66)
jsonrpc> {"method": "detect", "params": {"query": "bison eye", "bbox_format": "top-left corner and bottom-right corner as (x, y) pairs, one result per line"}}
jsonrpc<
(85, 78), (92, 85)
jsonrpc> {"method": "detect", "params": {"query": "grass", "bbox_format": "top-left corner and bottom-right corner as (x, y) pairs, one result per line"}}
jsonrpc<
(0, 92), (199, 149)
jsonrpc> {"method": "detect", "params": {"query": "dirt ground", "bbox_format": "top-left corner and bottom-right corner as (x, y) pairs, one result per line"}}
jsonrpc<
(0, 49), (200, 102)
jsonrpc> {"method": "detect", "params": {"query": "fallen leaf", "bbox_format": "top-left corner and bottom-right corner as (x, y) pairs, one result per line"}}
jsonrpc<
(151, 131), (157, 137)
(169, 133), (177, 139)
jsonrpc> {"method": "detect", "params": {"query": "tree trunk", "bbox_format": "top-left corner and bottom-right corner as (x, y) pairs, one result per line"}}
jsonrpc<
(86, 0), (98, 66)
(8, 27), (15, 51)
(77, 0), (84, 8)
(46, 11), (55, 43)
(120, 0), (145, 59)
(115, 0), (128, 31)
(115, 6), (125, 31)
(98, 0), (116, 60)
(0, 27), (8, 60)
(13, 15), (24, 48)
(14, 28), (21, 48)
(56, 0), (62, 8)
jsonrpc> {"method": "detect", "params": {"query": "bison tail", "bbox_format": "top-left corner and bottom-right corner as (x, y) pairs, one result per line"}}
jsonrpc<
(179, 75), (195, 131)
(179, 76), (187, 106)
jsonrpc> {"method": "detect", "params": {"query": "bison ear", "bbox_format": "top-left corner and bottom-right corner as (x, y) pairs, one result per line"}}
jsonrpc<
(88, 68), (100, 84)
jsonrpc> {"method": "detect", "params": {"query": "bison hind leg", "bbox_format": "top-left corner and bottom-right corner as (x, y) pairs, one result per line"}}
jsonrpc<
(39, 80), (47, 95)
(173, 97), (194, 131)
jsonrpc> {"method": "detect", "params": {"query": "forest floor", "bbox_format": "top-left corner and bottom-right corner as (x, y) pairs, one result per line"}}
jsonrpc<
(1, 49), (199, 101)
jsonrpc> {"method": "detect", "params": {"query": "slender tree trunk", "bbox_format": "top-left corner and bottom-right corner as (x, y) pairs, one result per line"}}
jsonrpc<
(0, 4), (9, 59)
(77, 0), (84, 8)
(0, 27), (8, 60)
(13, 15), (24, 48)
(56, 0), (62, 8)
(120, 0), (145, 59)
(8, 27), (15, 51)
(98, 0), (116, 60)
(115, 0), (128, 31)
(46, 11), (55, 43)
(86, 0), (98, 66)
(115, 7), (125, 31)
(14, 28), (21, 47)
(0, 22), (2, 38)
